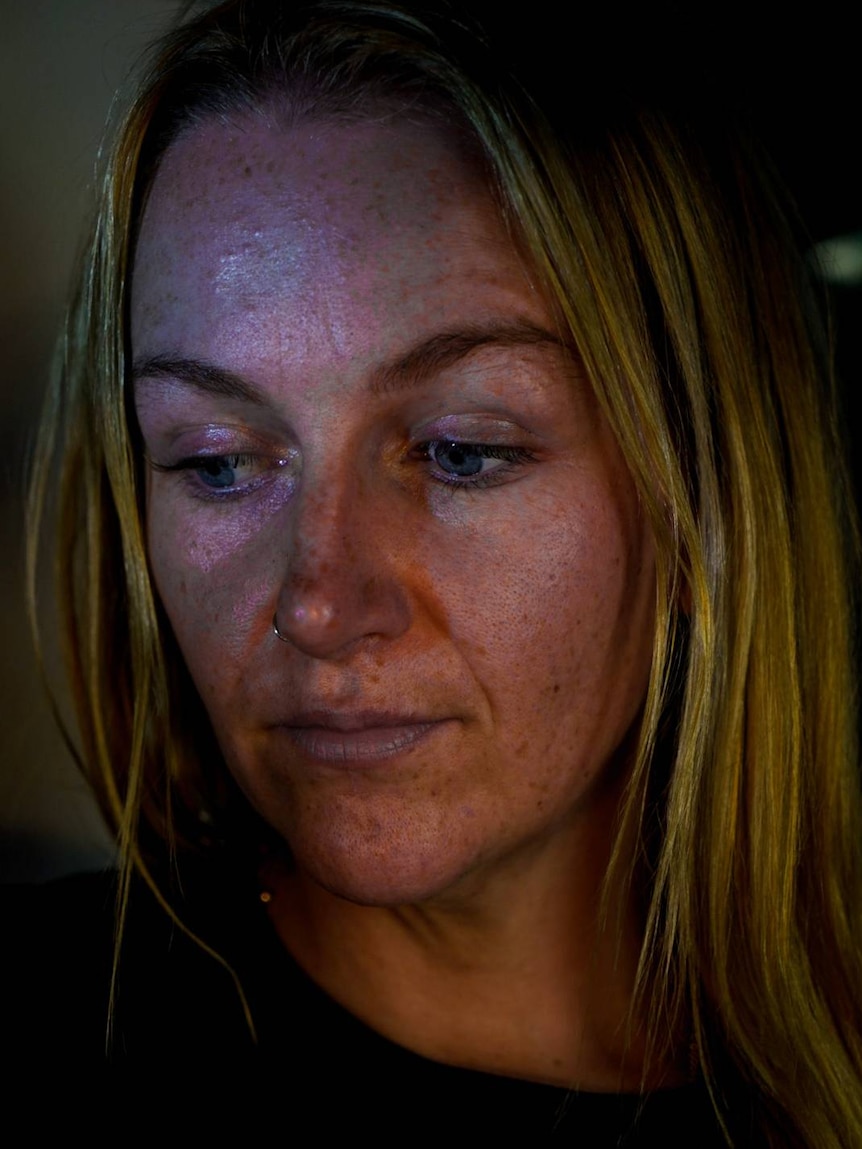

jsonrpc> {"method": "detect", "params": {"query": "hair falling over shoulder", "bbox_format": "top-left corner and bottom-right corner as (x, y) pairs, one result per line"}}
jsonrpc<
(26, 1), (862, 1143)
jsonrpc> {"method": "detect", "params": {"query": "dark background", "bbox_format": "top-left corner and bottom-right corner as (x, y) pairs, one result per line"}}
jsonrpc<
(0, 1), (183, 881)
(1, 0), (859, 881)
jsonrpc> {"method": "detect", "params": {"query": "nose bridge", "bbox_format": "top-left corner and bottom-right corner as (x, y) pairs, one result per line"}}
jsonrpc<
(292, 474), (355, 578)
(287, 478), (358, 615)
(274, 459), (408, 657)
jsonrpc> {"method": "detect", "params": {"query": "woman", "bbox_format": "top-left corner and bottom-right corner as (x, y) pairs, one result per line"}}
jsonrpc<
(12, 0), (862, 1143)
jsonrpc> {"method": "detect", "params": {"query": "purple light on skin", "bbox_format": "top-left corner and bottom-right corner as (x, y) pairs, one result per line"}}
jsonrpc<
(153, 470), (297, 576)
(134, 112), (657, 920)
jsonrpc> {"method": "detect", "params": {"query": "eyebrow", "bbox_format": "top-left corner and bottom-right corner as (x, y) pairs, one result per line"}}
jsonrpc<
(369, 320), (568, 395)
(131, 355), (268, 405)
(131, 319), (568, 403)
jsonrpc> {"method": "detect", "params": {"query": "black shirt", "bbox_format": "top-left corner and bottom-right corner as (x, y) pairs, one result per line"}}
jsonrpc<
(3, 869), (739, 1143)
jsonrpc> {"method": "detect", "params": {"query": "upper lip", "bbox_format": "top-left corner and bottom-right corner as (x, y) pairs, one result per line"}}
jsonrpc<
(282, 709), (443, 732)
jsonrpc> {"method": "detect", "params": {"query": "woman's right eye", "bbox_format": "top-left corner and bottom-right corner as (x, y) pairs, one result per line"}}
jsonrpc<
(149, 451), (289, 498)
(189, 454), (254, 489)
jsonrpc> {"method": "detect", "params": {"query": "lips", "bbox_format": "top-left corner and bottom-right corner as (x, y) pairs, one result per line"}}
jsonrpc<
(278, 709), (451, 764)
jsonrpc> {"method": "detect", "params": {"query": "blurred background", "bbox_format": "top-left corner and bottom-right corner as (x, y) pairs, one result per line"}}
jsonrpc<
(0, 1), (183, 881)
(1, 0), (859, 882)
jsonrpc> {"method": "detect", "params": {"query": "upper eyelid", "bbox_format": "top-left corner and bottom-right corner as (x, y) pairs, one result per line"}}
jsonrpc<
(134, 400), (293, 447)
(144, 428), (297, 460)
(410, 411), (544, 446)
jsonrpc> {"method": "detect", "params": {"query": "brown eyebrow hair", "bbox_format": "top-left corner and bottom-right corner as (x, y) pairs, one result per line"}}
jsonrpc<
(369, 319), (568, 394)
(131, 356), (268, 404)
(131, 319), (569, 403)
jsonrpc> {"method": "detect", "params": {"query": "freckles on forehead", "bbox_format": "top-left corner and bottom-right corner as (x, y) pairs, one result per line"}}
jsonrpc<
(130, 114), (501, 364)
(132, 121), (319, 348)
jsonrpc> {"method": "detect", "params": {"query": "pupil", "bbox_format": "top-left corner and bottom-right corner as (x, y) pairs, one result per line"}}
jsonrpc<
(437, 441), (482, 477)
(201, 457), (236, 487)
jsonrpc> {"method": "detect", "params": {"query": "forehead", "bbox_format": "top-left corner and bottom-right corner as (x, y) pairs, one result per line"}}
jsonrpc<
(139, 111), (480, 247)
(130, 113), (536, 371)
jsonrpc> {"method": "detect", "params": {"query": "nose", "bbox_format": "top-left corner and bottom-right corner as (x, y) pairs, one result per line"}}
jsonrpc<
(272, 475), (412, 659)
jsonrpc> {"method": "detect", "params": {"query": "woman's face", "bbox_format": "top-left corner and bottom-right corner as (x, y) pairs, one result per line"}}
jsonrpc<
(132, 113), (656, 906)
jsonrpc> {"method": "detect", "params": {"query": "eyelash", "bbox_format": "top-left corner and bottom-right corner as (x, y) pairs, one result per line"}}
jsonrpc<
(414, 441), (537, 489)
(149, 440), (537, 500)
(149, 453), (281, 501)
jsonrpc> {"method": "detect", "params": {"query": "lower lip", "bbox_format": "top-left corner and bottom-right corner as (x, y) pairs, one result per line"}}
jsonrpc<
(282, 721), (448, 764)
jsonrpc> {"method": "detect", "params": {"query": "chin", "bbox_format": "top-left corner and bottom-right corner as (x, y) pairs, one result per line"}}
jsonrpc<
(272, 798), (490, 909)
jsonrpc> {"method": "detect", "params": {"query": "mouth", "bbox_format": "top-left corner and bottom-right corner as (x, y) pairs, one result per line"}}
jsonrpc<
(279, 710), (453, 765)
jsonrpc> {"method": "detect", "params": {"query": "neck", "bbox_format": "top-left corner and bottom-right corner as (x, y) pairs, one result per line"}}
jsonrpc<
(262, 788), (677, 1090)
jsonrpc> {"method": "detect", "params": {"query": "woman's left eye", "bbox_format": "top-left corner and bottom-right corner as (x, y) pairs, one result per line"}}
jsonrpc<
(417, 440), (536, 487)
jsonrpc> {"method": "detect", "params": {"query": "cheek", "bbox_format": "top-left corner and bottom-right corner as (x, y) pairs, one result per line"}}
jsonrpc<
(420, 473), (654, 743)
(146, 491), (281, 708)
(146, 453), (654, 792)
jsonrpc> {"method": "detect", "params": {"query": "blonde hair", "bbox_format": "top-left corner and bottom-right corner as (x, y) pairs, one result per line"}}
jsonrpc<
(28, 2), (862, 1143)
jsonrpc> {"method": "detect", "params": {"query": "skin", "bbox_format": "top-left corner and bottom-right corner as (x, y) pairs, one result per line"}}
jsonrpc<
(132, 111), (659, 1085)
